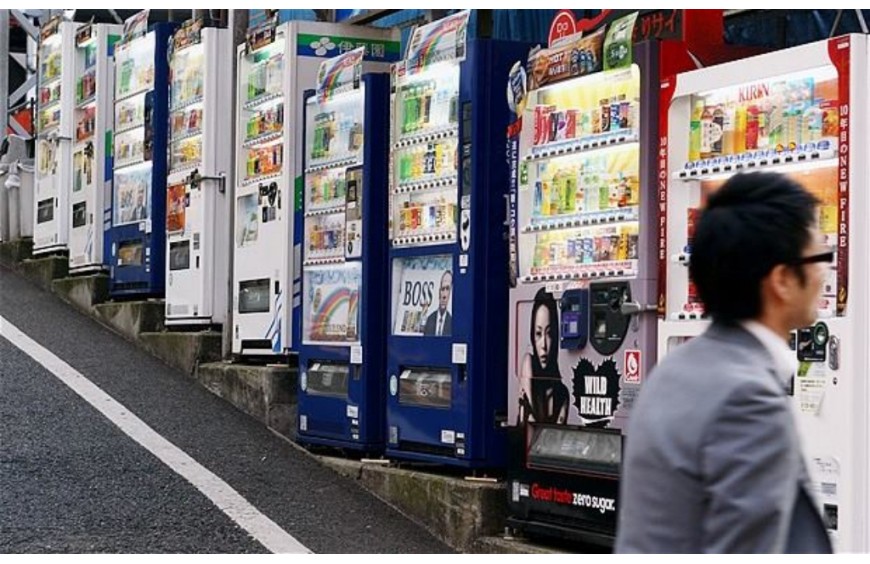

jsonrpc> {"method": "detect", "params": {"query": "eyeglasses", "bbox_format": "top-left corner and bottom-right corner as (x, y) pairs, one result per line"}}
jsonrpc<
(791, 250), (835, 266)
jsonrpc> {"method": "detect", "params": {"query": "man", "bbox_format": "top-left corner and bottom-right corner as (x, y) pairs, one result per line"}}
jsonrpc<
(616, 172), (833, 553)
(423, 270), (452, 337)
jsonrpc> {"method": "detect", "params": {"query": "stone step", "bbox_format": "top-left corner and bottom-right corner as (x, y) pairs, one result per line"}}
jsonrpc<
(318, 455), (507, 552)
(93, 300), (166, 341)
(195, 361), (298, 438)
(52, 274), (109, 314)
(471, 535), (571, 554)
(0, 238), (33, 268)
(19, 255), (69, 291)
(139, 330), (222, 375)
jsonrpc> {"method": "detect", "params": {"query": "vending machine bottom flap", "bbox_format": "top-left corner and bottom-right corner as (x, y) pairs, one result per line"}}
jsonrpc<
(527, 425), (621, 475)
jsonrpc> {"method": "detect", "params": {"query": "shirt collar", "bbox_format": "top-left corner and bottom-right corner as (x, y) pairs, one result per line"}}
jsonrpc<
(740, 320), (795, 383)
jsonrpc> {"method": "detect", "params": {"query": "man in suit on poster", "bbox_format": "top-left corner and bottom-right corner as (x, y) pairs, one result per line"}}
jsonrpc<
(423, 270), (452, 337)
(616, 173), (833, 553)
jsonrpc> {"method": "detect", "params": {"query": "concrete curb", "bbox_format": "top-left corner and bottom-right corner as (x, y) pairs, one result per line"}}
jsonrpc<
(196, 362), (298, 438)
(52, 274), (109, 314)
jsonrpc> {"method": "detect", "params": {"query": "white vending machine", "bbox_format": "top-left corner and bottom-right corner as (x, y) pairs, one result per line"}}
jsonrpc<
(658, 35), (868, 551)
(164, 19), (231, 326)
(232, 16), (399, 356)
(68, 23), (122, 273)
(33, 16), (79, 256)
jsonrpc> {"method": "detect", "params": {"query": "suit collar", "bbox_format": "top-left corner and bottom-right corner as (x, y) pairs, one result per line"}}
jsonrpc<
(704, 321), (783, 387)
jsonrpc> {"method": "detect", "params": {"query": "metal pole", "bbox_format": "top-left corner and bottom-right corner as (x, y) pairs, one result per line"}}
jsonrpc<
(223, 9), (248, 360)
(2, 9), (11, 140)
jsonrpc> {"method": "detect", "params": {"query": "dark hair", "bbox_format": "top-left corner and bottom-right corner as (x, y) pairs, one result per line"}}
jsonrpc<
(530, 288), (560, 377)
(689, 171), (819, 323)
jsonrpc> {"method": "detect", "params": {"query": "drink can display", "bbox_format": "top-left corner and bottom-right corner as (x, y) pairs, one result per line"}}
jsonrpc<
(619, 101), (631, 129)
(600, 99), (611, 132)
(566, 109), (578, 139)
(610, 102), (621, 132)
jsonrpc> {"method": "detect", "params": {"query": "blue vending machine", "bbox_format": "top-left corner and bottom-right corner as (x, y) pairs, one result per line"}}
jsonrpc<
(296, 49), (392, 451)
(384, 11), (532, 467)
(106, 13), (177, 297)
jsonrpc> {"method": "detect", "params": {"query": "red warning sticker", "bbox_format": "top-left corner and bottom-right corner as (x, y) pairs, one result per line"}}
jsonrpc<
(624, 349), (642, 384)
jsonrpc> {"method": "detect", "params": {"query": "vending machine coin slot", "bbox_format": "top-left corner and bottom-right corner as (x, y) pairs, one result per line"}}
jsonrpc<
(560, 289), (589, 350)
(589, 281), (631, 356)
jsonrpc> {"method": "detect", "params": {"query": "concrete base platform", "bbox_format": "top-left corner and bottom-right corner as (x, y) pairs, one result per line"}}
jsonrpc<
(139, 331), (222, 375)
(196, 362), (298, 437)
(472, 535), (570, 554)
(0, 238), (33, 268)
(318, 456), (507, 552)
(93, 300), (165, 341)
(52, 274), (109, 314)
(19, 255), (69, 291)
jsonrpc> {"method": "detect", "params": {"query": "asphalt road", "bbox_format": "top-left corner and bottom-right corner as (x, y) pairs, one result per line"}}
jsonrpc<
(0, 264), (452, 554)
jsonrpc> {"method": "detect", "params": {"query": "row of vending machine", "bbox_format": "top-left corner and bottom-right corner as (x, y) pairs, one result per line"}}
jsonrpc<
(30, 9), (869, 550)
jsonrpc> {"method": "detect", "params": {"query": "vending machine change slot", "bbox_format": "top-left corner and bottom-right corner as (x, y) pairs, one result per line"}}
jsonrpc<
(589, 281), (631, 356)
(528, 425), (622, 476)
(560, 289), (590, 350)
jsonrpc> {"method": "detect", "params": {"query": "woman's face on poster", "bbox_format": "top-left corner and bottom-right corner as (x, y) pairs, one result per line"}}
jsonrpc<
(534, 305), (552, 369)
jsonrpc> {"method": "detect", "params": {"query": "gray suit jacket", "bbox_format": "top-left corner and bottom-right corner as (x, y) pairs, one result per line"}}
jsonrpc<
(615, 323), (832, 553)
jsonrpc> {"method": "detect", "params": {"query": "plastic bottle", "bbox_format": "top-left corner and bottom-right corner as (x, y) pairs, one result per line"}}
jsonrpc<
(745, 104), (759, 150)
(699, 105), (714, 159)
(711, 104), (725, 156)
(689, 99), (704, 161)
(722, 103), (735, 156)
(802, 101), (823, 143)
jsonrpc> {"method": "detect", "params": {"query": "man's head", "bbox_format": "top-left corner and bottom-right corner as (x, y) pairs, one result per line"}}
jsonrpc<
(689, 172), (830, 333)
(438, 270), (453, 313)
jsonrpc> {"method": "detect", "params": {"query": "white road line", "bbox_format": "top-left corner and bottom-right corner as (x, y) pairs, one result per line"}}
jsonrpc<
(0, 315), (310, 554)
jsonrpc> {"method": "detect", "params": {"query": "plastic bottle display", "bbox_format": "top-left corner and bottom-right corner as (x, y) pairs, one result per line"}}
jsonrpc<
(307, 171), (347, 208)
(400, 80), (458, 134)
(247, 51), (284, 102)
(245, 143), (283, 180)
(396, 138), (458, 185)
(246, 102), (284, 141)
(531, 157), (639, 219)
(687, 76), (837, 162)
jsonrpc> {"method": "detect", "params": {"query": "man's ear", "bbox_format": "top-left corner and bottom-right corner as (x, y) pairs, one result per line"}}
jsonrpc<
(765, 263), (796, 303)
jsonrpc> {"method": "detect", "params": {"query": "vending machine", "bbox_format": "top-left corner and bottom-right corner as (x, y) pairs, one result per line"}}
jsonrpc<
(232, 16), (400, 356)
(658, 35), (868, 552)
(107, 13), (177, 297)
(164, 19), (231, 325)
(68, 23), (122, 274)
(502, 9), (743, 545)
(33, 16), (79, 256)
(382, 11), (532, 468)
(296, 48), (392, 450)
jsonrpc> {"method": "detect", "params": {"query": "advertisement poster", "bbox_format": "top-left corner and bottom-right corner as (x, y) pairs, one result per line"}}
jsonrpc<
(236, 194), (259, 247)
(114, 168), (150, 225)
(392, 254), (453, 337)
(166, 183), (187, 233)
(405, 9), (470, 74)
(304, 263), (362, 344)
